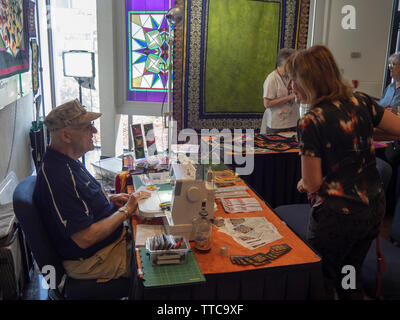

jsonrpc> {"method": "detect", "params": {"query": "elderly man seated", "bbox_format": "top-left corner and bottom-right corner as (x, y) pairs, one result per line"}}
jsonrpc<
(34, 99), (149, 282)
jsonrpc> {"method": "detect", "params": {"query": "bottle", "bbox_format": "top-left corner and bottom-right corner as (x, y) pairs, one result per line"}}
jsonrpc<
(206, 167), (215, 188)
(300, 104), (309, 117)
(192, 202), (212, 253)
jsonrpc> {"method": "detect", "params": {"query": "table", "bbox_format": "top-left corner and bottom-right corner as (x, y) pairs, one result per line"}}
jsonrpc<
(229, 135), (389, 209)
(130, 175), (323, 300)
(233, 150), (307, 209)
(222, 132), (305, 209)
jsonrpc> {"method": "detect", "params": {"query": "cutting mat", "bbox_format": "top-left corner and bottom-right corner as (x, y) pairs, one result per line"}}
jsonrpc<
(138, 248), (206, 287)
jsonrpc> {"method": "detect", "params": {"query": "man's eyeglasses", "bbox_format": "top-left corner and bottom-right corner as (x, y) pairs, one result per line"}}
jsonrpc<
(71, 121), (95, 131)
(389, 62), (398, 68)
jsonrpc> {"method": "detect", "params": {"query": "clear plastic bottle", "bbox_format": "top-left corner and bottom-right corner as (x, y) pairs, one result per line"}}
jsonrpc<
(207, 167), (214, 182)
(206, 167), (215, 189)
(192, 202), (212, 253)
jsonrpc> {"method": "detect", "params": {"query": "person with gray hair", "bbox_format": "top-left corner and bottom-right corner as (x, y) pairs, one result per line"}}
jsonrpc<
(379, 52), (400, 109)
(261, 48), (299, 134)
(34, 99), (150, 283)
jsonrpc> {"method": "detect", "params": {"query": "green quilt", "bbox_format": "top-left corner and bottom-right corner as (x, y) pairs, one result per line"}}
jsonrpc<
(205, 0), (280, 113)
(172, 0), (310, 130)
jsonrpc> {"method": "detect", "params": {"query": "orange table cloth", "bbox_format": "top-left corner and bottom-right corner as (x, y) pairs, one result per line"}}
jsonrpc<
(132, 179), (320, 276)
(194, 179), (320, 275)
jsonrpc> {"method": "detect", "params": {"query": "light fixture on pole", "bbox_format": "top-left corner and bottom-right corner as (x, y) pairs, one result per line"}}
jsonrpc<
(165, 5), (183, 164)
(62, 50), (95, 167)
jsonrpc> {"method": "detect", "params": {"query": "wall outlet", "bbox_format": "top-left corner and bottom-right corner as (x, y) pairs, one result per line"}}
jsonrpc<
(350, 52), (361, 58)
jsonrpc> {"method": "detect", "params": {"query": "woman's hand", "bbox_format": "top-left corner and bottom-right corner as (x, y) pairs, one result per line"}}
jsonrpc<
(288, 92), (296, 103)
(297, 179), (306, 193)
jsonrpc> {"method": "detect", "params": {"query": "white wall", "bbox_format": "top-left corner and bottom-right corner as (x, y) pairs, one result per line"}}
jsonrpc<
(95, 0), (394, 157)
(96, 0), (119, 158)
(0, 94), (34, 182)
(309, 0), (393, 98)
(96, 0), (165, 158)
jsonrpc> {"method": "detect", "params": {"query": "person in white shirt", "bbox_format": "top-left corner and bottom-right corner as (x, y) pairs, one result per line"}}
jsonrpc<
(261, 48), (299, 134)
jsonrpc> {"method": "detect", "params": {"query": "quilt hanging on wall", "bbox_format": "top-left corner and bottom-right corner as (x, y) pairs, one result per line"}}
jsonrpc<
(173, 0), (310, 131)
(0, 0), (29, 80)
(126, 0), (174, 103)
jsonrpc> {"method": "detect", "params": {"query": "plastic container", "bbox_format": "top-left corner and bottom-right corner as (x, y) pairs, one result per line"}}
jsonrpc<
(145, 236), (190, 266)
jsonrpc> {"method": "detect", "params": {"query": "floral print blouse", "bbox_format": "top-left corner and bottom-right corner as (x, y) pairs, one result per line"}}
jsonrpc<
(297, 92), (385, 213)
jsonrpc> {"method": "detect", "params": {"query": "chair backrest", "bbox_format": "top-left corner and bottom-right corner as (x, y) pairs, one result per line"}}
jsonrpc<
(390, 203), (400, 244)
(12, 176), (65, 287)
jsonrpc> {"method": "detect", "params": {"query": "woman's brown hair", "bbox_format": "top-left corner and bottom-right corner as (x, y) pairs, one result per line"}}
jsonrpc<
(285, 45), (353, 107)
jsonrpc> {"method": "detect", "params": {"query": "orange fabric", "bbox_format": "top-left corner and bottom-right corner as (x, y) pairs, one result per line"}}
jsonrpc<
(192, 179), (320, 274)
(127, 185), (134, 194)
(135, 248), (143, 279)
(226, 149), (299, 155)
(119, 171), (128, 193)
(132, 178), (320, 275)
(374, 141), (387, 148)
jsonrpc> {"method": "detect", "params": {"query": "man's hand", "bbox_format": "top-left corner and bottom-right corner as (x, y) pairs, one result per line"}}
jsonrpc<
(71, 191), (151, 249)
(109, 193), (129, 208)
(110, 191), (151, 218)
(125, 193), (139, 217)
(125, 191), (151, 218)
(133, 190), (151, 201)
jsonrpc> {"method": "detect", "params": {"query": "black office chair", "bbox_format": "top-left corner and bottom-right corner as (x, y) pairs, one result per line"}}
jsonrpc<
(274, 157), (400, 299)
(12, 176), (131, 300)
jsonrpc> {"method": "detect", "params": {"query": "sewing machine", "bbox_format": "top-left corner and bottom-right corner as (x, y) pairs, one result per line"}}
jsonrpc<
(136, 162), (216, 240)
(164, 163), (215, 239)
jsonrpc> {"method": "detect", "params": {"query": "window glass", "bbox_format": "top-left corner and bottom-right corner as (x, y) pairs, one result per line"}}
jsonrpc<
(124, 116), (168, 154)
(46, 0), (100, 173)
(126, 0), (174, 102)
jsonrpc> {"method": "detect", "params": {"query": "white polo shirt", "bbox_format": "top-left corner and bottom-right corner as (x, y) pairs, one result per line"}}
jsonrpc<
(263, 70), (299, 129)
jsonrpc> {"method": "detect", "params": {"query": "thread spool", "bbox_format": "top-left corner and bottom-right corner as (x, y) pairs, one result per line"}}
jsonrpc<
(220, 245), (228, 256)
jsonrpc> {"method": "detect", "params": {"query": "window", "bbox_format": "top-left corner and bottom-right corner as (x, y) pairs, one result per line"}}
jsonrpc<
(122, 1), (172, 158)
(126, 0), (174, 103)
(39, 0), (100, 174)
(125, 115), (168, 153)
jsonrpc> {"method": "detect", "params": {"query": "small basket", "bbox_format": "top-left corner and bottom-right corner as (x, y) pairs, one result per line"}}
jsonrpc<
(145, 236), (190, 266)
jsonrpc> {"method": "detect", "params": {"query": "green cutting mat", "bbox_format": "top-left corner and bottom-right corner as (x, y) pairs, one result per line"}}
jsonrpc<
(139, 248), (206, 288)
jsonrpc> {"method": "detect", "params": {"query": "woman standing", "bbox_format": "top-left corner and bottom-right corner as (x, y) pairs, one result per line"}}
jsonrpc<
(261, 48), (299, 134)
(285, 45), (400, 299)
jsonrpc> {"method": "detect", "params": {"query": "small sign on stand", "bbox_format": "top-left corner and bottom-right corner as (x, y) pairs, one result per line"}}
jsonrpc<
(131, 124), (146, 160)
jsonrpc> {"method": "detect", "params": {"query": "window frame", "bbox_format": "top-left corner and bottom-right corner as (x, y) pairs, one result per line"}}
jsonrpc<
(113, 0), (166, 117)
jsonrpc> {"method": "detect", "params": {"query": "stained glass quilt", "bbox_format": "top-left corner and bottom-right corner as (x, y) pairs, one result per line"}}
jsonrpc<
(126, 0), (174, 102)
(128, 12), (170, 94)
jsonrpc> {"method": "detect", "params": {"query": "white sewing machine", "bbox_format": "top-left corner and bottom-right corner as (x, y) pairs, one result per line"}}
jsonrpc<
(164, 163), (215, 240)
(136, 162), (216, 240)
